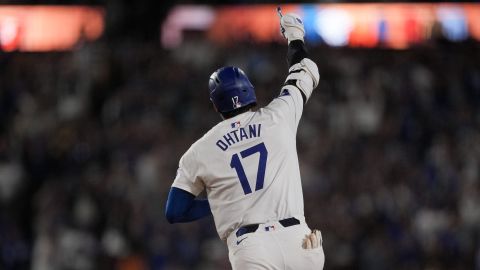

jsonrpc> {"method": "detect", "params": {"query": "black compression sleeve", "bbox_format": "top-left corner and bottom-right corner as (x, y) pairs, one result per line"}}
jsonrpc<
(285, 40), (308, 104)
(287, 40), (308, 68)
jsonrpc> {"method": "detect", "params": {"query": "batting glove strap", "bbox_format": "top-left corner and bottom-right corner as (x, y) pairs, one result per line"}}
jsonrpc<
(280, 13), (305, 43)
(284, 58), (319, 102)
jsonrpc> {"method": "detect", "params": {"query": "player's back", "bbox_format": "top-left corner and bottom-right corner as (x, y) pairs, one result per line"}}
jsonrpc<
(174, 88), (306, 240)
(168, 11), (325, 268)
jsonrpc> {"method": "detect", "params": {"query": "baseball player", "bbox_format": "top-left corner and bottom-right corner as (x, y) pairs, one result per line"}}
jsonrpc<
(166, 9), (324, 269)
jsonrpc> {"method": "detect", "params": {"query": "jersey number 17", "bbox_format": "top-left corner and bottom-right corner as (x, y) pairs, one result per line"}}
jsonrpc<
(230, 142), (268, 195)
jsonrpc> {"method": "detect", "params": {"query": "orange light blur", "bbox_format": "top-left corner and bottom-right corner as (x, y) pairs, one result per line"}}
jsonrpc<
(208, 4), (299, 45)
(0, 6), (104, 52)
(465, 4), (480, 41)
(201, 3), (480, 49)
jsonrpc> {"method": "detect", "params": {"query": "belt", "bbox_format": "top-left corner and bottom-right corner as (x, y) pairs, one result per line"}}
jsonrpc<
(235, 217), (300, 238)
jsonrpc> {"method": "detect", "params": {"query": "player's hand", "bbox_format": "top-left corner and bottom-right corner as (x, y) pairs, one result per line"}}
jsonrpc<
(302, 229), (322, 249)
(279, 11), (305, 43)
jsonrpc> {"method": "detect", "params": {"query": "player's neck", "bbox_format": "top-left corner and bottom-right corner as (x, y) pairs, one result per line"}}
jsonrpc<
(221, 109), (252, 120)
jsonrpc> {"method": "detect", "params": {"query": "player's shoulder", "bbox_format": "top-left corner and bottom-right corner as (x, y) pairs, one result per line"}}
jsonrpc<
(184, 121), (224, 154)
(264, 86), (303, 113)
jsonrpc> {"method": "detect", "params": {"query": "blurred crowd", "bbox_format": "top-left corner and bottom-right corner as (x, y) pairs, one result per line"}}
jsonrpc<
(1, 35), (480, 270)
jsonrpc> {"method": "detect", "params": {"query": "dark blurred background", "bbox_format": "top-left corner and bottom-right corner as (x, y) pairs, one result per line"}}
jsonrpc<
(1, 1), (480, 270)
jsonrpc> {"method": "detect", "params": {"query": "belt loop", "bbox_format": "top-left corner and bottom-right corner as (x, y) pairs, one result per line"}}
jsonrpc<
(279, 217), (300, 227)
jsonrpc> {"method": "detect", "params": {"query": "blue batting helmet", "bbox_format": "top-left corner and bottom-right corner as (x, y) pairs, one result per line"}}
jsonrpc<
(208, 67), (256, 113)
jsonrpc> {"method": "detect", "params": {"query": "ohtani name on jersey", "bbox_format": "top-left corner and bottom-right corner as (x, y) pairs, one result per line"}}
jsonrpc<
(216, 124), (262, 151)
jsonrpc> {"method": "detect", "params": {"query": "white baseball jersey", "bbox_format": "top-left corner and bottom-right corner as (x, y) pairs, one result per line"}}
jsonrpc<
(172, 59), (317, 241)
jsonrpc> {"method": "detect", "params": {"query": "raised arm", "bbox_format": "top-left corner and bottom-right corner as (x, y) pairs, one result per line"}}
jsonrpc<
(279, 10), (320, 104)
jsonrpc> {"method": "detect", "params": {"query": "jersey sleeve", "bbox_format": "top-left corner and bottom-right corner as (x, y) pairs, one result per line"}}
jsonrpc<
(265, 57), (319, 132)
(172, 147), (205, 196)
(266, 56), (319, 132)
(265, 84), (305, 132)
(284, 58), (319, 103)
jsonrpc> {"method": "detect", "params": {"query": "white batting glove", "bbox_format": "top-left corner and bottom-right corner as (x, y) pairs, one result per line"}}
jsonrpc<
(280, 13), (305, 43)
(302, 229), (322, 249)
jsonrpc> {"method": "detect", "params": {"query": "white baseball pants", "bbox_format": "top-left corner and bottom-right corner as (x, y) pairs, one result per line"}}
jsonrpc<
(227, 220), (325, 270)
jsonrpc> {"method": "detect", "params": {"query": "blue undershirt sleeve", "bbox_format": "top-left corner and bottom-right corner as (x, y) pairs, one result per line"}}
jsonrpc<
(165, 187), (212, 224)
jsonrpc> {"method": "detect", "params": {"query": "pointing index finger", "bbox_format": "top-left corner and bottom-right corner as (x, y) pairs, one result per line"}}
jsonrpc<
(277, 6), (283, 18)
